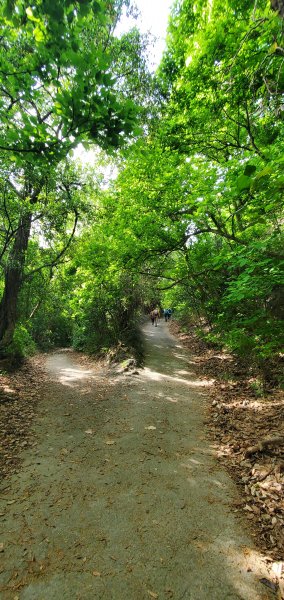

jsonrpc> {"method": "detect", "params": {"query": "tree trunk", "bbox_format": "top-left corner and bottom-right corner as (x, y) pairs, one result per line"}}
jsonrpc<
(271, 0), (284, 18)
(0, 212), (32, 352)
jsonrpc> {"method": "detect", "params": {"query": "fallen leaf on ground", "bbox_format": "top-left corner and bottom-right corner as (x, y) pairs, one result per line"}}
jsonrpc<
(172, 321), (284, 561)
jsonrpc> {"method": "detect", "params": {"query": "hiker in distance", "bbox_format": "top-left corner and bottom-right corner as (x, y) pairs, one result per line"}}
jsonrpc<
(150, 308), (160, 326)
(163, 308), (172, 322)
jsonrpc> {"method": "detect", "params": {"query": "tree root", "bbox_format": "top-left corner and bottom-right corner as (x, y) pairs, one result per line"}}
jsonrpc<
(245, 436), (284, 458)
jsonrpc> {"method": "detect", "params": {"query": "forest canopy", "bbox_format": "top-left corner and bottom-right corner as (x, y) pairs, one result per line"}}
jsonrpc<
(0, 0), (283, 376)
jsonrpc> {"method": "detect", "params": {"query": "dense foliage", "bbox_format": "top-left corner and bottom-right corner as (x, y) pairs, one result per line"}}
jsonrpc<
(0, 0), (149, 353)
(155, 0), (284, 365)
(0, 0), (283, 376)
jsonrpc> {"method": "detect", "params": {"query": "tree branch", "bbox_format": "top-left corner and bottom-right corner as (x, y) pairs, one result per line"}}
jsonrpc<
(24, 210), (79, 279)
(190, 226), (248, 245)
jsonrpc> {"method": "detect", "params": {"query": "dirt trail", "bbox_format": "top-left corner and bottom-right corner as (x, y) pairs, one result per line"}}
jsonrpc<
(0, 322), (272, 599)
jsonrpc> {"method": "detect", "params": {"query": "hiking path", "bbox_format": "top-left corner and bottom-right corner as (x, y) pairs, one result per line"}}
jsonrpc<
(0, 321), (272, 599)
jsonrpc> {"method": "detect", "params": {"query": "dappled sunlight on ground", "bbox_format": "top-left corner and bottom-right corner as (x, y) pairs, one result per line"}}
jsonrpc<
(165, 396), (179, 403)
(211, 478), (226, 489)
(3, 385), (15, 394)
(224, 396), (284, 413)
(58, 367), (94, 386)
(173, 352), (190, 362)
(44, 354), (103, 390)
(221, 545), (272, 600)
(218, 446), (236, 457)
(141, 366), (214, 388)
(188, 457), (204, 465)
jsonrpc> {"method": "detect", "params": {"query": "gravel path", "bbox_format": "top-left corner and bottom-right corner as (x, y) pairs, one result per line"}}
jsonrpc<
(0, 321), (272, 599)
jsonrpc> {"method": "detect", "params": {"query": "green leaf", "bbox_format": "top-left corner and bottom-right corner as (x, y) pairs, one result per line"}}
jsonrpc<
(244, 164), (256, 176)
(26, 6), (37, 22)
(92, 1), (102, 14)
(33, 25), (45, 42)
(236, 174), (251, 192)
(255, 166), (273, 180)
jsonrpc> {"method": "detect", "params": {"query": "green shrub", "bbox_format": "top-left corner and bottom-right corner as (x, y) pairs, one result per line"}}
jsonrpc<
(7, 324), (37, 359)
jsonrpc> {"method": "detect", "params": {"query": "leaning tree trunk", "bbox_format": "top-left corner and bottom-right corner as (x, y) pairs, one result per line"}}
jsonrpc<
(0, 212), (32, 353)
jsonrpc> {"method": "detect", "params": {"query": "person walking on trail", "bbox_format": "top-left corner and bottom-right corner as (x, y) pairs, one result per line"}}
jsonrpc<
(163, 308), (172, 322)
(150, 308), (159, 326)
(164, 308), (169, 322)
